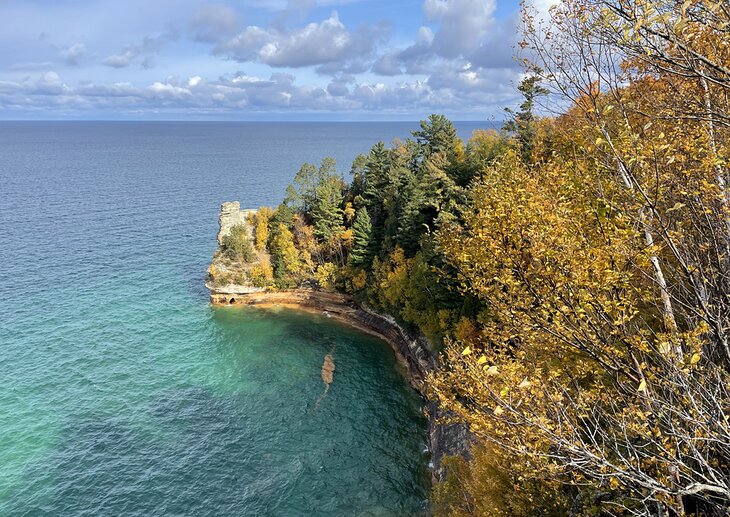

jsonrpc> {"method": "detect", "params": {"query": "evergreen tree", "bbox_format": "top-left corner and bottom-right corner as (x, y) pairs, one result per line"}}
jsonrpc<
(311, 175), (344, 242)
(284, 157), (338, 214)
(349, 207), (373, 267)
(363, 142), (388, 207)
(413, 114), (460, 157)
(349, 153), (368, 199)
(503, 75), (548, 165)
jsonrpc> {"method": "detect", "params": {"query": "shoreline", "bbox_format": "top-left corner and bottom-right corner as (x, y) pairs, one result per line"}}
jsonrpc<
(210, 288), (434, 390)
(207, 201), (471, 482)
(208, 287), (472, 482)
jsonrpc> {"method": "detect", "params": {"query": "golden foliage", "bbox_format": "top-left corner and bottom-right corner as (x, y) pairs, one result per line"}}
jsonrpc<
(431, 44), (730, 510)
(431, 445), (570, 517)
(254, 206), (273, 251)
(314, 262), (338, 291)
(249, 256), (274, 288)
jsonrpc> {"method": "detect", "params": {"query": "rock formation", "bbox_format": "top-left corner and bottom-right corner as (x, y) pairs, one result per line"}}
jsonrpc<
(217, 201), (256, 245)
(207, 202), (267, 300)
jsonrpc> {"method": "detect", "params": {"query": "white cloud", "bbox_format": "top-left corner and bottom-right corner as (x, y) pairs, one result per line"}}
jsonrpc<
(104, 51), (136, 69)
(259, 13), (351, 67)
(369, 0), (514, 82)
(0, 0), (526, 117)
(372, 27), (434, 76)
(61, 43), (86, 66)
(149, 81), (193, 98)
(215, 26), (274, 62)
(103, 33), (177, 69)
(424, 0), (495, 58)
(0, 68), (519, 116)
(215, 12), (386, 71)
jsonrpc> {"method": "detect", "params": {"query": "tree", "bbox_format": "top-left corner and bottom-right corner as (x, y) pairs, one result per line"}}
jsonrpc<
(254, 207), (273, 251)
(349, 207), (373, 267)
(413, 114), (461, 158)
(284, 157), (338, 214)
(432, 134), (730, 515)
(269, 222), (302, 287)
(222, 224), (256, 262)
(503, 75), (548, 165)
(311, 175), (344, 243)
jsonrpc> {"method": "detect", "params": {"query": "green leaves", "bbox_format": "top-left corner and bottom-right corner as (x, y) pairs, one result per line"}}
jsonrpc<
(349, 207), (373, 267)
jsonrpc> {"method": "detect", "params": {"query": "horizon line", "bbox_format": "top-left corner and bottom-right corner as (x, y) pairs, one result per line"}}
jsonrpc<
(0, 119), (499, 123)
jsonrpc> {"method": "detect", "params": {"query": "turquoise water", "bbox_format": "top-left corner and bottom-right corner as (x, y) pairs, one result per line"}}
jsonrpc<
(0, 121), (483, 515)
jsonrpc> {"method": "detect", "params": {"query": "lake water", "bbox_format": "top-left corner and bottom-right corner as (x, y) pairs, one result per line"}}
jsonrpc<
(0, 121), (484, 515)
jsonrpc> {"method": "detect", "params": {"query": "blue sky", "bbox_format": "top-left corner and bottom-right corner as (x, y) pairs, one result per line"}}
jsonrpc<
(0, 0), (527, 120)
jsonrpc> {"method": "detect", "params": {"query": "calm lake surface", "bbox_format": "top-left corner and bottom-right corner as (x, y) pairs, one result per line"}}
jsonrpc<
(0, 121), (484, 515)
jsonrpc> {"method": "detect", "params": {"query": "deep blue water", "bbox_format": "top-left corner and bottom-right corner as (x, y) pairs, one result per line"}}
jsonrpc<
(0, 121), (484, 515)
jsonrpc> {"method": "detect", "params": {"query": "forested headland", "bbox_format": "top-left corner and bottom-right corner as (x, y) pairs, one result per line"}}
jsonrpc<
(210, 0), (730, 514)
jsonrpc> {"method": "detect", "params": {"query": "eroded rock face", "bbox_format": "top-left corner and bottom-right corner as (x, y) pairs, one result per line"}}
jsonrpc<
(208, 202), (267, 297)
(428, 402), (474, 481)
(217, 201), (256, 245)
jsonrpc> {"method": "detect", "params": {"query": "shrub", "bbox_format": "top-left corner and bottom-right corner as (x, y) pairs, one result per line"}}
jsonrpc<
(249, 260), (274, 288)
(223, 224), (256, 262)
(314, 262), (338, 291)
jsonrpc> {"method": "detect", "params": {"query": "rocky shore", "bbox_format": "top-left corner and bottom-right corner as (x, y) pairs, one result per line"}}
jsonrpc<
(207, 202), (471, 481)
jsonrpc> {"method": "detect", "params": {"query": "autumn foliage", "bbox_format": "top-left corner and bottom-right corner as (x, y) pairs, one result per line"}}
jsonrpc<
(251, 0), (729, 512)
(428, 0), (730, 514)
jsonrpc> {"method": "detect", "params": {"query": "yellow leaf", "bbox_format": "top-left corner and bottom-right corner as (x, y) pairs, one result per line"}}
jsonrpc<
(477, 355), (487, 365)
(462, 347), (472, 356)
(690, 353), (701, 365)
(638, 379), (647, 392)
(486, 365), (499, 376)
(494, 406), (504, 416)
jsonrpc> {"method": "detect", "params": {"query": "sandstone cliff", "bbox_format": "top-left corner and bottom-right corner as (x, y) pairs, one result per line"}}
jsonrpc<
(206, 202), (268, 297)
(217, 201), (256, 245)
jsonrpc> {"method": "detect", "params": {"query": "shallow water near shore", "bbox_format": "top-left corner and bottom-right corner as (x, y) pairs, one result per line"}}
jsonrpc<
(0, 121), (483, 515)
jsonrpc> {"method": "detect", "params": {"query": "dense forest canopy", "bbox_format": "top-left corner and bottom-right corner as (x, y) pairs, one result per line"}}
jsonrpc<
(231, 0), (730, 514)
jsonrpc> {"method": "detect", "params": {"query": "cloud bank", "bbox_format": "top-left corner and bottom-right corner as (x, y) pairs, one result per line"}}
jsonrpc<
(0, 0), (525, 118)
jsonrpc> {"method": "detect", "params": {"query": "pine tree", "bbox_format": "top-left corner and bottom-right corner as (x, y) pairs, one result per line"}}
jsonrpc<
(503, 75), (548, 165)
(413, 114), (460, 157)
(311, 175), (344, 242)
(349, 207), (373, 267)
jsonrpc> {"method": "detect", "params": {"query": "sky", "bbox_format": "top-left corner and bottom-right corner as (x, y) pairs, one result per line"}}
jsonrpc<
(0, 0), (527, 120)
